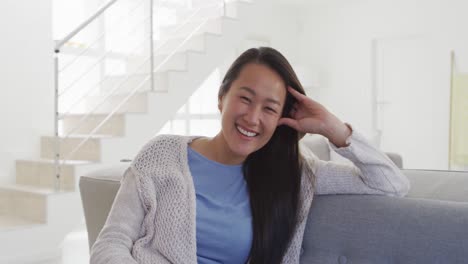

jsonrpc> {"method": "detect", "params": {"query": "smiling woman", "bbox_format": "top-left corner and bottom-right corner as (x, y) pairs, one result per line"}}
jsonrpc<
(191, 49), (305, 263)
(90, 47), (410, 264)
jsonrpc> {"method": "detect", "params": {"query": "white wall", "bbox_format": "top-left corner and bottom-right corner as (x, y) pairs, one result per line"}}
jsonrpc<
(0, 0), (54, 184)
(236, 0), (308, 66)
(296, 0), (468, 169)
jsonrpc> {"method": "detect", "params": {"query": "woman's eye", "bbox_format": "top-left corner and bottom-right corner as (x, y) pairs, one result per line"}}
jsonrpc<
(240, 96), (251, 103)
(265, 107), (277, 114)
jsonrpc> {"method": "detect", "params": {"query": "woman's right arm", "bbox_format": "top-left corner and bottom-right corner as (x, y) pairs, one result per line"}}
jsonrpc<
(90, 167), (145, 264)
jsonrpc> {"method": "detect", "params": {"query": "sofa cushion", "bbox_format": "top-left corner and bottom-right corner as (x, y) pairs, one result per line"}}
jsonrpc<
(300, 134), (331, 161)
(404, 169), (468, 203)
(301, 195), (468, 263)
(80, 165), (468, 257)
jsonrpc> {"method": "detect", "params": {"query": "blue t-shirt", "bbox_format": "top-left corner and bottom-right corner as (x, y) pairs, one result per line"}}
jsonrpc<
(187, 146), (252, 264)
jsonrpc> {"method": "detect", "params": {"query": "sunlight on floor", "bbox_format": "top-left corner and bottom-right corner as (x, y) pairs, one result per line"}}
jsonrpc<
(60, 223), (90, 264)
(36, 221), (90, 264)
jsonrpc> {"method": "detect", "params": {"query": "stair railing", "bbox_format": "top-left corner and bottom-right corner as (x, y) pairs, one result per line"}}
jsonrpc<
(53, 0), (228, 191)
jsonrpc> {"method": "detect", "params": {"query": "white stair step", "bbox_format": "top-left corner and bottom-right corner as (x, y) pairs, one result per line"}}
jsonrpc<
(0, 214), (44, 231)
(59, 134), (112, 139)
(174, 1), (248, 24)
(0, 189), (83, 263)
(60, 113), (126, 137)
(85, 86), (149, 113)
(224, 0), (251, 18)
(0, 184), (60, 195)
(124, 52), (188, 74)
(18, 158), (96, 165)
(153, 51), (187, 71)
(159, 17), (224, 37)
(99, 74), (152, 96)
(16, 160), (78, 191)
(156, 33), (206, 55)
(100, 72), (172, 95)
(63, 92), (149, 115)
(0, 185), (53, 223)
(16, 159), (116, 191)
(66, 134), (116, 139)
(41, 136), (105, 162)
(173, 0), (252, 20)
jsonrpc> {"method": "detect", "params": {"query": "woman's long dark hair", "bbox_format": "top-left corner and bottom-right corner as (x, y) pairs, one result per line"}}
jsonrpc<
(219, 47), (306, 263)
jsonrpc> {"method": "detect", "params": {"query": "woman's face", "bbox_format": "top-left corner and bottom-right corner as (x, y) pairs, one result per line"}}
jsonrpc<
(218, 63), (287, 162)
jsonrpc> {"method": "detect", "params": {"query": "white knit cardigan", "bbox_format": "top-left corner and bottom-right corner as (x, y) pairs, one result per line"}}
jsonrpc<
(90, 130), (410, 264)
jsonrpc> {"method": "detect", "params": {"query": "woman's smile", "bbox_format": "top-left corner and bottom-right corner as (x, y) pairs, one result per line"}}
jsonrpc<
(236, 124), (259, 138)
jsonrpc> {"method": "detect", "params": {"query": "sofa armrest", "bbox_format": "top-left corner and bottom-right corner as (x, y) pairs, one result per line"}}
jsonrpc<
(404, 169), (468, 202)
(300, 195), (468, 263)
(384, 152), (403, 169)
(300, 134), (404, 168)
(79, 165), (127, 249)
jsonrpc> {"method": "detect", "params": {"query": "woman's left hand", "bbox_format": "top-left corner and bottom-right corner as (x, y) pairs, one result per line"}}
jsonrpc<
(277, 87), (352, 147)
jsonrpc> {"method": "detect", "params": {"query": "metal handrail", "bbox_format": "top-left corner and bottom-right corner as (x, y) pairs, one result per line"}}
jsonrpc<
(55, 0), (119, 52)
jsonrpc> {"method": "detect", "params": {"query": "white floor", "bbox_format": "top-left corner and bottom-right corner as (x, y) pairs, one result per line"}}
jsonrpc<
(34, 222), (90, 264)
(60, 224), (90, 264)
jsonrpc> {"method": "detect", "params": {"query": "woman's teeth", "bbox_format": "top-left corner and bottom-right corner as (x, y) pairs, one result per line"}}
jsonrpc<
(236, 126), (258, 137)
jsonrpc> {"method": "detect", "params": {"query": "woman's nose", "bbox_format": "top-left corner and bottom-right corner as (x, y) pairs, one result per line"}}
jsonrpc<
(244, 106), (261, 125)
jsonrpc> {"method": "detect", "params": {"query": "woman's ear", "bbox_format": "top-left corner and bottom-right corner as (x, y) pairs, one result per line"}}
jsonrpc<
(218, 95), (224, 112)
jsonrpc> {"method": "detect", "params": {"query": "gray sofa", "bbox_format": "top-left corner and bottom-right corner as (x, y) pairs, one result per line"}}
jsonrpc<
(79, 135), (468, 263)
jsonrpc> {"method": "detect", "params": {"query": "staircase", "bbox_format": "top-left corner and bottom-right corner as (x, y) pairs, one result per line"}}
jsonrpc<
(0, 0), (255, 262)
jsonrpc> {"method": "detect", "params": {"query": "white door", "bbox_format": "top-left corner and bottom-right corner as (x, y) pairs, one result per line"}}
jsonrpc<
(374, 37), (451, 170)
